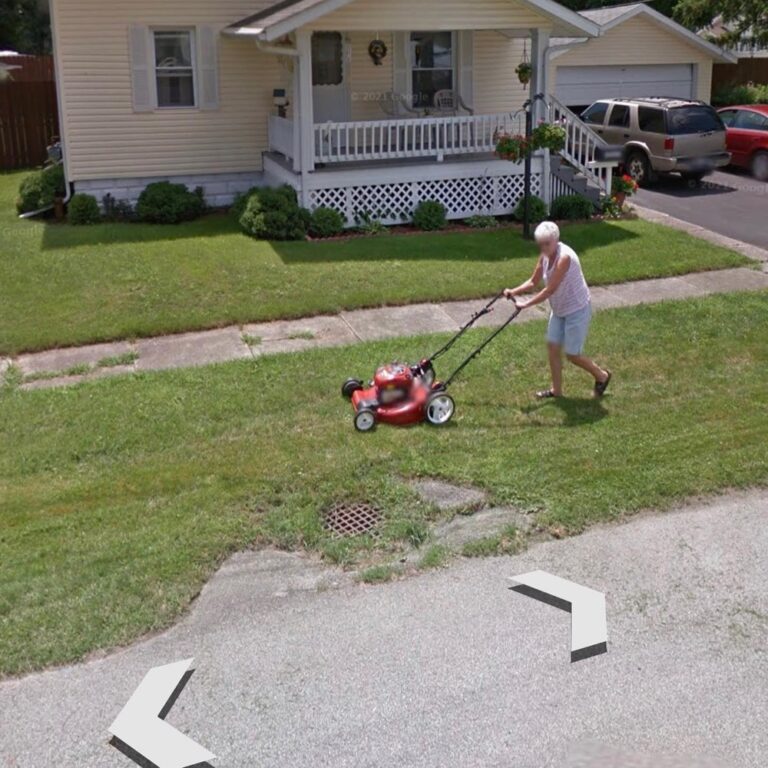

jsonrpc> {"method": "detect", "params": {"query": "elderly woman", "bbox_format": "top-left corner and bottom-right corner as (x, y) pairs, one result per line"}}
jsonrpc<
(503, 221), (611, 399)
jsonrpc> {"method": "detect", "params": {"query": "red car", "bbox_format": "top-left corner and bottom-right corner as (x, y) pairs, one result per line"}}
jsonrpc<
(717, 105), (768, 181)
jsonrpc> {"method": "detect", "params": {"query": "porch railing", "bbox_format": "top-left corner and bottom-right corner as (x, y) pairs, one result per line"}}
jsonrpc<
(545, 96), (614, 195)
(268, 115), (294, 162)
(313, 112), (524, 165)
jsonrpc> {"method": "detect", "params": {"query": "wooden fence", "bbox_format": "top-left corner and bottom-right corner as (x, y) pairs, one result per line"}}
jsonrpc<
(713, 58), (768, 93)
(0, 55), (59, 170)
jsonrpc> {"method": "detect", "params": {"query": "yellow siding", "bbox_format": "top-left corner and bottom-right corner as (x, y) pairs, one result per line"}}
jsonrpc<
(53, 0), (282, 181)
(347, 32), (394, 121)
(308, 0), (549, 31)
(553, 14), (714, 101)
(473, 32), (529, 117)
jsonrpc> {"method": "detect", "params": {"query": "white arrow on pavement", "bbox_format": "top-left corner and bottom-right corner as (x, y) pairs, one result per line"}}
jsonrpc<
(510, 570), (607, 662)
(109, 658), (215, 768)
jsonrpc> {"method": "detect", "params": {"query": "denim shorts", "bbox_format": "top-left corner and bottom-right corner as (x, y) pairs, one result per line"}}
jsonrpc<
(547, 302), (592, 356)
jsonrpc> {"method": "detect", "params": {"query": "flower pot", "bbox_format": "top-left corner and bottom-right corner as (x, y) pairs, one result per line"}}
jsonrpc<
(613, 192), (626, 207)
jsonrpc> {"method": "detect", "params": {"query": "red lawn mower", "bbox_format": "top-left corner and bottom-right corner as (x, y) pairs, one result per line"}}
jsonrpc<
(341, 294), (521, 431)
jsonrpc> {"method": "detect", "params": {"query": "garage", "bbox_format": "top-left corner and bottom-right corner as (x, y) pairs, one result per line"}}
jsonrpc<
(555, 64), (694, 108)
(550, 4), (736, 110)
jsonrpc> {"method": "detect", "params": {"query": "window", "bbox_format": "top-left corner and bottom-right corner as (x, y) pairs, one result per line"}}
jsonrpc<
(734, 110), (768, 131)
(154, 30), (195, 108)
(667, 106), (724, 135)
(717, 109), (738, 128)
(410, 31), (453, 108)
(581, 101), (609, 126)
(608, 104), (630, 128)
(638, 106), (666, 133)
(312, 32), (343, 86)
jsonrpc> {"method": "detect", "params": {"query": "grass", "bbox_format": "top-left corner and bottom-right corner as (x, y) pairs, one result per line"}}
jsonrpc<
(461, 526), (521, 558)
(0, 170), (752, 355)
(1, 291), (766, 677)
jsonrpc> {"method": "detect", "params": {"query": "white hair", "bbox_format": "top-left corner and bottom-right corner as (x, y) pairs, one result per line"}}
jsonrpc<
(534, 221), (560, 242)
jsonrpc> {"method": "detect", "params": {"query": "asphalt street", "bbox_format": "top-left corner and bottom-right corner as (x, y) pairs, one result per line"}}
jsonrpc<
(635, 168), (768, 250)
(1, 490), (767, 768)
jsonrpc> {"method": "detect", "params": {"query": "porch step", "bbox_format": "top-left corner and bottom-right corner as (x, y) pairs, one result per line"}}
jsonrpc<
(552, 156), (603, 207)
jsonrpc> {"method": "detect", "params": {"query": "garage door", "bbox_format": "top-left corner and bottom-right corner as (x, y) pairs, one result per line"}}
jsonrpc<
(555, 64), (694, 107)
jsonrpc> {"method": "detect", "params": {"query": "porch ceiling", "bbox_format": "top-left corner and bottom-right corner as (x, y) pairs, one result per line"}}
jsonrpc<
(225, 0), (600, 41)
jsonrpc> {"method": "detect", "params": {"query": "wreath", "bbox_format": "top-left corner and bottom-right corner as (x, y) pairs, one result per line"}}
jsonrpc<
(368, 38), (388, 66)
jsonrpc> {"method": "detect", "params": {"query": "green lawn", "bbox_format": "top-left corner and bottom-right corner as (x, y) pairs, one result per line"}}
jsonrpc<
(1, 292), (766, 676)
(0, 170), (751, 356)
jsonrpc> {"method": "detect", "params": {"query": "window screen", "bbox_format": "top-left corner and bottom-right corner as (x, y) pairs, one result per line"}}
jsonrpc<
(312, 32), (343, 86)
(154, 30), (195, 107)
(411, 31), (453, 108)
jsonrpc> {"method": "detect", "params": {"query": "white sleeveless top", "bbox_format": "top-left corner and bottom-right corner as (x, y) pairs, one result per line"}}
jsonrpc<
(542, 243), (591, 317)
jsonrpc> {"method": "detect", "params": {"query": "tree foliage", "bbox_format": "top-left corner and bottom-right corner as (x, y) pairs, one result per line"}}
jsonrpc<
(0, 0), (51, 54)
(675, 0), (768, 48)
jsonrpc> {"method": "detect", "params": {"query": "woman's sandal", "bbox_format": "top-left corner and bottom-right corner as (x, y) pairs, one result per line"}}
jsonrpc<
(594, 370), (612, 398)
(535, 389), (559, 399)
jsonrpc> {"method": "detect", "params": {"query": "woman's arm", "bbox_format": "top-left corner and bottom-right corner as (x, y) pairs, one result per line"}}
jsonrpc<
(517, 254), (570, 309)
(503, 257), (544, 298)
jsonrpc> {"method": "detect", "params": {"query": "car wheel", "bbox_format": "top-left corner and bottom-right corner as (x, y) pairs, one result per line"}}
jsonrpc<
(425, 393), (455, 426)
(341, 378), (363, 399)
(752, 151), (768, 182)
(625, 150), (655, 187)
(354, 408), (376, 432)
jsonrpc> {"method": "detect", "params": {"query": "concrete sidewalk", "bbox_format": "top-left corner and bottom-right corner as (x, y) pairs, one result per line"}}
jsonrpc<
(8, 265), (768, 390)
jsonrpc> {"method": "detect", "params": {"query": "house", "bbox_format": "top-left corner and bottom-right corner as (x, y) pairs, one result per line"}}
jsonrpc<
(49, 0), (617, 224)
(547, 3), (737, 112)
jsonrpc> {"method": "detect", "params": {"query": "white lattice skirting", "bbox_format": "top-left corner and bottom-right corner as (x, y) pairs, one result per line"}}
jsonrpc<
(264, 155), (545, 227)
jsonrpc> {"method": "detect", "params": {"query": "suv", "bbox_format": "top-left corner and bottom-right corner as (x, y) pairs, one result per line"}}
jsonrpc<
(580, 97), (730, 185)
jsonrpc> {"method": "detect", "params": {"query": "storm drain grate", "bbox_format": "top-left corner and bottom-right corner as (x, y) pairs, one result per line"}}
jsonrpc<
(323, 501), (382, 538)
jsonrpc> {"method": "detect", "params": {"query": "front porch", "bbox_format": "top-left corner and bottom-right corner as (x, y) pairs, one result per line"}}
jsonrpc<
(263, 149), (546, 225)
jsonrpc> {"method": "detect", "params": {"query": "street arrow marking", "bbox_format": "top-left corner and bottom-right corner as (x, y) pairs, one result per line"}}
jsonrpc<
(510, 570), (607, 662)
(109, 658), (215, 768)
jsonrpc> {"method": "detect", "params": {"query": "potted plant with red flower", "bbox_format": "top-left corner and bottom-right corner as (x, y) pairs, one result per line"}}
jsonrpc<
(611, 174), (639, 207)
(494, 132), (530, 162)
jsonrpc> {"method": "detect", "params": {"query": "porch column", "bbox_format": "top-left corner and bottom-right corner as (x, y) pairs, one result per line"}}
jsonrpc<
(530, 28), (552, 205)
(295, 28), (315, 197)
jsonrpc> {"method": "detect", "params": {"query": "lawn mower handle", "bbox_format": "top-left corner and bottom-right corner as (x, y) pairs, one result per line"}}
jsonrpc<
(424, 291), (507, 366)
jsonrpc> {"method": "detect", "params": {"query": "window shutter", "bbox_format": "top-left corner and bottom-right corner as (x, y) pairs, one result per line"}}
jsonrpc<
(392, 32), (409, 108)
(197, 25), (219, 110)
(129, 24), (153, 112)
(458, 31), (474, 112)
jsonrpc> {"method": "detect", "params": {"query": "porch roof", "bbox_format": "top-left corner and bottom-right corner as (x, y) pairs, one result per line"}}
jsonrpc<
(225, 0), (601, 41)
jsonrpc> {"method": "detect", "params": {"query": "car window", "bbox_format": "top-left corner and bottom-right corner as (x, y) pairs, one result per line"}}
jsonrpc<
(581, 101), (609, 125)
(718, 109), (739, 127)
(608, 104), (630, 128)
(734, 110), (768, 131)
(638, 106), (666, 133)
(667, 106), (724, 134)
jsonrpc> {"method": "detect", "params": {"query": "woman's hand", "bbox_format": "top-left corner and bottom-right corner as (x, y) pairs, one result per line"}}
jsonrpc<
(503, 288), (515, 299)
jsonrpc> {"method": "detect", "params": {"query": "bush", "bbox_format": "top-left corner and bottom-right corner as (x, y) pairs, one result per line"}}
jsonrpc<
(309, 206), (345, 238)
(712, 82), (768, 107)
(465, 214), (499, 229)
(549, 194), (594, 221)
(67, 193), (101, 225)
(238, 185), (310, 240)
(412, 199), (447, 230)
(16, 164), (65, 214)
(102, 194), (135, 222)
(512, 195), (548, 224)
(135, 181), (205, 224)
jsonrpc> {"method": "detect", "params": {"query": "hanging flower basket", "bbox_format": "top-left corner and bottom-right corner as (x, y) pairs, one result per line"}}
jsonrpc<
(494, 132), (530, 162)
(515, 61), (532, 85)
(494, 124), (566, 162)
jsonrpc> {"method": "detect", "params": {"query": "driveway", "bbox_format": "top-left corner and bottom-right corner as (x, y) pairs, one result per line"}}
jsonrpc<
(635, 168), (768, 250)
(2, 490), (767, 768)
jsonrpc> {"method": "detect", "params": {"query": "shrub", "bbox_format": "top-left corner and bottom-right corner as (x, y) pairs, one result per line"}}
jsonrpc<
(465, 214), (499, 229)
(309, 206), (345, 238)
(102, 194), (135, 222)
(549, 194), (594, 221)
(355, 211), (389, 236)
(512, 195), (548, 224)
(16, 164), (65, 214)
(238, 185), (310, 240)
(712, 82), (768, 107)
(412, 199), (447, 231)
(67, 193), (101, 225)
(135, 181), (205, 224)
